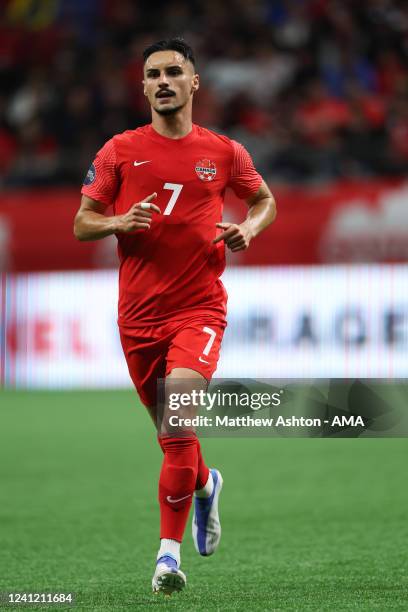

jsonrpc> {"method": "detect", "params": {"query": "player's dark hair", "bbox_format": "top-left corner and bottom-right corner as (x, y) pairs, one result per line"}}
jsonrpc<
(143, 38), (196, 68)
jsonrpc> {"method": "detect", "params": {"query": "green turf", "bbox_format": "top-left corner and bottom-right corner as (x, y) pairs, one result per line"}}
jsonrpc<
(1, 390), (407, 611)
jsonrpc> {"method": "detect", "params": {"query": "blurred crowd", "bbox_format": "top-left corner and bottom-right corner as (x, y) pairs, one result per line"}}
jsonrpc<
(1, 0), (408, 187)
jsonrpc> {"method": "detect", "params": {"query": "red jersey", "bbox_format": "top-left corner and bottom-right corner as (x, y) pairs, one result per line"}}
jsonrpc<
(81, 123), (262, 326)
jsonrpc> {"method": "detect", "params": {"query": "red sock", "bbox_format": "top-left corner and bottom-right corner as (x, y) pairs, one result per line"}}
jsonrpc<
(158, 435), (198, 541)
(157, 435), (210, 491)
(196, 438), (210, 490)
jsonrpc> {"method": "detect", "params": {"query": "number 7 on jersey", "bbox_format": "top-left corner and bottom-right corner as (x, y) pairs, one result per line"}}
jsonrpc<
(163, 183), (183, 215)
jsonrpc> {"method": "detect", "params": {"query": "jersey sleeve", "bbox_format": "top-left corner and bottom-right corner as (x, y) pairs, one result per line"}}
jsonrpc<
(81, 139), (119, 206)
(228, 140), (263, 199)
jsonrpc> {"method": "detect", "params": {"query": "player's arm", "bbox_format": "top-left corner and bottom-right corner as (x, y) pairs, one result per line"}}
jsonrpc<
(213, 180), (276, 252)
(74, 193), (160, 241)
(75, 138), (161, 241)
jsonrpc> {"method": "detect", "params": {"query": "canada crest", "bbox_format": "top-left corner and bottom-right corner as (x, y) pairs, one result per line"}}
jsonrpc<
(195, 159), (217, 181)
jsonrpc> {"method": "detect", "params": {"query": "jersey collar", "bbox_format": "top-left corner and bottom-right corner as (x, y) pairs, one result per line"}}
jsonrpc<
(147, 123), (198, 146)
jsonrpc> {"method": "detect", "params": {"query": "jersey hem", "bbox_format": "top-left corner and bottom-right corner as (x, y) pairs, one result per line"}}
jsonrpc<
(117, 309), (227, 330)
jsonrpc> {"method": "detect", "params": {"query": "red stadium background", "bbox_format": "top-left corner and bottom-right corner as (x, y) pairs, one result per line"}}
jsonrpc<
(0, 178), (407, 271)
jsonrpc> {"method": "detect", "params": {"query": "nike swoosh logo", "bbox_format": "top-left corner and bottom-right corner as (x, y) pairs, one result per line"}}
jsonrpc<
(133, 160), (151, 166)
(199, 356), (210, 364)
(166, 494), (191, 504)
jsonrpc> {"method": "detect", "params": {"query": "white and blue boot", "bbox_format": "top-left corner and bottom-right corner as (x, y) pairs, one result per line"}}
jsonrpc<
(192, 468), (223, 556)
(152, 554), (186, 595)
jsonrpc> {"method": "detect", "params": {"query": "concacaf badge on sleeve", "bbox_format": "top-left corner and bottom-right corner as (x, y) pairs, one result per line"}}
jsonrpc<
(83, 163), (96, 185)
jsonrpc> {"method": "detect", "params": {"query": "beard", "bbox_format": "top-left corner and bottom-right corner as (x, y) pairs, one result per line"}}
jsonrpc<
(154, 102), (184, 116)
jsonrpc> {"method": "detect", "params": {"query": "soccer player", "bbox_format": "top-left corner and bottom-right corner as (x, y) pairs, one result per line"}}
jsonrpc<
(74, 38), (276, 595)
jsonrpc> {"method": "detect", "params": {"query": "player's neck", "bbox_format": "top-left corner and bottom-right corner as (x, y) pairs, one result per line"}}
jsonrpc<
(151, 111), (193, 140)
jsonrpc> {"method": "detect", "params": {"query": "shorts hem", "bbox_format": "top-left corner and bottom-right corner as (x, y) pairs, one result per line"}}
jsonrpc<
(165, 362), (215, 382)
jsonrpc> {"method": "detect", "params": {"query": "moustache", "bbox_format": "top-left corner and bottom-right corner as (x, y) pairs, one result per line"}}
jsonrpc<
(155, 90), (176, 98)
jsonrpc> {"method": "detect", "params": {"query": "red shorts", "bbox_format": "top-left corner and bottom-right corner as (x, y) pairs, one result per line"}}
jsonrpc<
(119, 316), (226, 407)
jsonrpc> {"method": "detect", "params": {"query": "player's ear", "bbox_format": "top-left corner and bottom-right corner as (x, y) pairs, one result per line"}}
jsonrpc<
(142, 79), (148, 97)
(192, 73), (199, 93)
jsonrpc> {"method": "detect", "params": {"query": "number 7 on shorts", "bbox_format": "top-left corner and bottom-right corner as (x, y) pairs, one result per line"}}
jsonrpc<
(202, 327), (216, 356)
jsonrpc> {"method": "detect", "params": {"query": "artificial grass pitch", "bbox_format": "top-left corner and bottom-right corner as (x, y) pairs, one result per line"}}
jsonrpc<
(1, 390), (407, 611)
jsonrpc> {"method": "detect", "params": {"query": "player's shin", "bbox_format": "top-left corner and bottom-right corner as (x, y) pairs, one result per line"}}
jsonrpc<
(158, 436), (198, 543)
(158, 434), (212, 497)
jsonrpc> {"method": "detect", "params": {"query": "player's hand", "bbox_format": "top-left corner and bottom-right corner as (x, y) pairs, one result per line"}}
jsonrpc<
(115, 193), (161, 233)
(212, 221), (253, 252)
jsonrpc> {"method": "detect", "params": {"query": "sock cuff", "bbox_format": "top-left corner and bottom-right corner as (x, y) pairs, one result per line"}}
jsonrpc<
(158, 433), (198, 442)
(159, 435), (198, 452)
